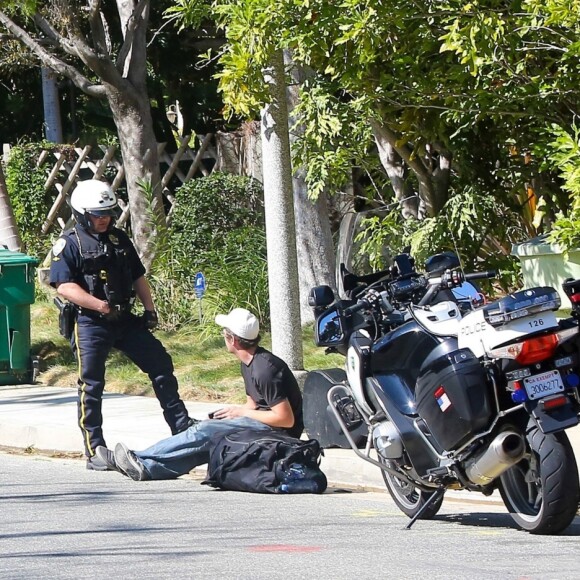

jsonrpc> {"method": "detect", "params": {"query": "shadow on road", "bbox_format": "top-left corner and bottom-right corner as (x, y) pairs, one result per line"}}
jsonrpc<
(438, 511), (580, 535)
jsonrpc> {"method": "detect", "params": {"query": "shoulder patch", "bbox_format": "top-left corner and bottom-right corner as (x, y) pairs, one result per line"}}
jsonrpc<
(52, 238), (67, 257)
(109, 234), (119, 245)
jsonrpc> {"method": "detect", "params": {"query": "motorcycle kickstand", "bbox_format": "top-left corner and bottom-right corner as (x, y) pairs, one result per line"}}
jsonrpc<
(404, 487), (446, 531)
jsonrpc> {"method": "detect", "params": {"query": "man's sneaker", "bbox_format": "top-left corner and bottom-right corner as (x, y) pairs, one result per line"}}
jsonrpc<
(86, 451), (115, 471)
(94, 446), (122, 474)
(114, 442), (150, 481)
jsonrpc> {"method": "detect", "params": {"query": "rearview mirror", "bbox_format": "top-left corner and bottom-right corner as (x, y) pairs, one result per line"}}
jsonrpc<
(315, 307), (345, 347)
(425, 252), (460, 276)
(308, 285), (335, 309)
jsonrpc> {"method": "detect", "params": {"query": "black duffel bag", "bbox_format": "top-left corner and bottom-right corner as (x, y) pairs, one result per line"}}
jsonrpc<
(202, 428), (327, 494)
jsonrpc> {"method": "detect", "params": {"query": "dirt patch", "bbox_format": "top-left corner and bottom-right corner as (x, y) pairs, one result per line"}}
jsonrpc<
(0, 445), (83, 460)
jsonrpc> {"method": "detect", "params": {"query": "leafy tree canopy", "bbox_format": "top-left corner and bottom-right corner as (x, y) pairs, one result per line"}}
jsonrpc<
(168, 0), (580, 268)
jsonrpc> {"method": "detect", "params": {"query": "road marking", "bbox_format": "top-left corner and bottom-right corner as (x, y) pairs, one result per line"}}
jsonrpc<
(351, 509), (400, 517)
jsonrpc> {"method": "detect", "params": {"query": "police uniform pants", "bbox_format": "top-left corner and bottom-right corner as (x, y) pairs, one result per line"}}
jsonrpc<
(71, 313), (191, 457)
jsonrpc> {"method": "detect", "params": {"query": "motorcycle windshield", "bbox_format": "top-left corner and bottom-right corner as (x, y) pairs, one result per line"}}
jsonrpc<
(336, 210), (395, 298)
(452, 282), (485, 308)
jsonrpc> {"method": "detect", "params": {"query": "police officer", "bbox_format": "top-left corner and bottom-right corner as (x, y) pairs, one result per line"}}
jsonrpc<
(49, 179), (193, 470)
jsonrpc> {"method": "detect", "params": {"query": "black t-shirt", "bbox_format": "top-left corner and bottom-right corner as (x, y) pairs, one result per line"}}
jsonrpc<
(241, 347), (304, 438)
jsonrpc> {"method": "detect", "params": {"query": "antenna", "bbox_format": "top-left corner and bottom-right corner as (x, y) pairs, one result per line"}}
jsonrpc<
(445, 213), (466, 274)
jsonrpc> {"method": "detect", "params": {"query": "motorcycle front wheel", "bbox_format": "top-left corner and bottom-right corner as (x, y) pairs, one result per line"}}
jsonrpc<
(379, 458), (444, 519)
(498, 423), (579, 535)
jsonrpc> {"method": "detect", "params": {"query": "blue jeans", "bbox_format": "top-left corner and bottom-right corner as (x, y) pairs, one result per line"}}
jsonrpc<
(135, 417), (272, 479)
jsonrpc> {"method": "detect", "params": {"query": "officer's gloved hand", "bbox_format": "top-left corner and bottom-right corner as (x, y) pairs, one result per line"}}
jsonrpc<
(104, 305), (122, 322)
(143, 309), (159, 331)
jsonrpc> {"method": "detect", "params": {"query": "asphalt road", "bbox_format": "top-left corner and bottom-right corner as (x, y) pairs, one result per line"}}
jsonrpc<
(1, 451), (580, 580)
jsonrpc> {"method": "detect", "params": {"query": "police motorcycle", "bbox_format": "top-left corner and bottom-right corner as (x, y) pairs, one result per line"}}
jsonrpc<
(305, 251), (580, 534)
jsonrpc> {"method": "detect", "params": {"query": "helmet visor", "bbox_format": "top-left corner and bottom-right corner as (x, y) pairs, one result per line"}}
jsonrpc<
(86, 207), (118, 217)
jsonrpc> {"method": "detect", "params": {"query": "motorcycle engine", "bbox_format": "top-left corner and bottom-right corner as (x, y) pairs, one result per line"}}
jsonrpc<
(373, 421), (403, 460)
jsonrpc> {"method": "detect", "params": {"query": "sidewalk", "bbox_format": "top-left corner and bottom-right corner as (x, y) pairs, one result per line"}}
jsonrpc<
(2, 384), (580, 505)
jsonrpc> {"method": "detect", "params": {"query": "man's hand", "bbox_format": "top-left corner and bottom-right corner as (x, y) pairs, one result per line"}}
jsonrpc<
(143, 310), (158, 330)
(104, 310), (121, 322)
(212, 406), (245, 420)
(103, 303), (123, 321)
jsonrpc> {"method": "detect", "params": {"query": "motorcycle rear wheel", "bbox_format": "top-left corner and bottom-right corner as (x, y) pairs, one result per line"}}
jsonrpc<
(498, 424), (579, 535)
(380, 458), (444, 519)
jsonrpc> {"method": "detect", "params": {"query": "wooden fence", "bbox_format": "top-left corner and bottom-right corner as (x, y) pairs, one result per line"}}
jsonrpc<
(2, 122), (263, 240)
(17, 133), (218, 236)
(2, 125), (263, 270)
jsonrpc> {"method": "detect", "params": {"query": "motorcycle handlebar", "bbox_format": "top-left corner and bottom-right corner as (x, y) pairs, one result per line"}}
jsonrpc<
(343, 299), (370, 316)
(465, 270), (496, 281)
(344, 269), (496, 313)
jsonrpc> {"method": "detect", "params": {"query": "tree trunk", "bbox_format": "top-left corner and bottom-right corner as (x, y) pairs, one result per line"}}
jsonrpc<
(41, 67), (63, 143)
(106, 84), (163, 269)
(292, 174), (336, 324)
(261, 51), (303, 370)
(0, 159), (23, 252)
(284, 51), (336, 325)
(370, 119), (452, 218)
(112, 0), (163, 269)
(372, 128), (419, 220)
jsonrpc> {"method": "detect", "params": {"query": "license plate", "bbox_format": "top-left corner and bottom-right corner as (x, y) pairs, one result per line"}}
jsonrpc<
(523, 370), (565, 400)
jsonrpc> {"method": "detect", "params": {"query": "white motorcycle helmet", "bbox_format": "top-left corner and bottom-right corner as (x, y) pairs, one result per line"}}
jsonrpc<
(70, 180), (119, 230)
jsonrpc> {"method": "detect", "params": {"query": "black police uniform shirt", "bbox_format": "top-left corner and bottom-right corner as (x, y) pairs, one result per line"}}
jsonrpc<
(49, 225), (146, 303)
(241, 346), (304, 438)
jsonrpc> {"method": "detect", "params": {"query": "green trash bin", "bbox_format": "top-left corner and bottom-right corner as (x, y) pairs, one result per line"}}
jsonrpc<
(0, 248), (39, 385)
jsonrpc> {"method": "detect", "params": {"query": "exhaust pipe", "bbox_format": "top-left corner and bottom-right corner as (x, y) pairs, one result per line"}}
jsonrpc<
(465, 431), (525, 485)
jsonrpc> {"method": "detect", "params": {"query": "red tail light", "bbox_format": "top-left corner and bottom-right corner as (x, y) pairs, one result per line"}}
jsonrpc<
(488, 327), (578, 362)
(515, 334), (559, 364)
(541, 394), (569, 410)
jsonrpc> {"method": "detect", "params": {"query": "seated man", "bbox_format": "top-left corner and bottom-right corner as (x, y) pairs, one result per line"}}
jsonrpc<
(96, 308), (304, 480)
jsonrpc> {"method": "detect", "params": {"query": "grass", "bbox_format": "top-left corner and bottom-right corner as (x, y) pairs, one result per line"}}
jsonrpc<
(30, 301), (344, 403)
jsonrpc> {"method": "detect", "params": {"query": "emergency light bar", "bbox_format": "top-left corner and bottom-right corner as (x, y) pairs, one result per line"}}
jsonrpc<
(483, 287), (561, 328)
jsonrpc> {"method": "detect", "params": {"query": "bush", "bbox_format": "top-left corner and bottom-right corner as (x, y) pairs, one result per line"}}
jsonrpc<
(149, 173), (268, 331)
(4, 142), (55, 259)
(355, 188), (524, 294)
(169, 172), (264, 269)
(199, 227), (269, 332)
(545, 123), (580, 251)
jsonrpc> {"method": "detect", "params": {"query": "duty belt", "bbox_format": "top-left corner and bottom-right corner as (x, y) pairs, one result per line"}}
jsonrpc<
(79, 302), (133, 319)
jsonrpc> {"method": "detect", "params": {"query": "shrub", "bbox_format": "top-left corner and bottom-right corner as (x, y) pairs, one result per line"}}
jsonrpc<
(355, 188), (524, 294)
(149, 173), (268, 331)
(199, 226), (269, 332)
(4, 142), (55, 259)
(169, 172), (264, 269)
(546, 123), (580, 250)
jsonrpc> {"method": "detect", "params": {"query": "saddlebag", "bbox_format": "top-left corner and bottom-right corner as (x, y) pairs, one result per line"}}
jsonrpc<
(303, 369), (367, 449)
(415, 349), (492, 450)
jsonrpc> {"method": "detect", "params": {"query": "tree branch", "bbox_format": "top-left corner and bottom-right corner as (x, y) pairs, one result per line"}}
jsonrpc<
(116, 0), (149, 77)
(32, 11), (123, 87)
(370, 118), (440, 217)
(0, 10), (106, 98)
(370, 119), (431, 185)
(87, 0), (110, 56)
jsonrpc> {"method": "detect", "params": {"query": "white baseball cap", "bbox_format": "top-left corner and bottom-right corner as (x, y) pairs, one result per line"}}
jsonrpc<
(215, 308), (260, 340)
